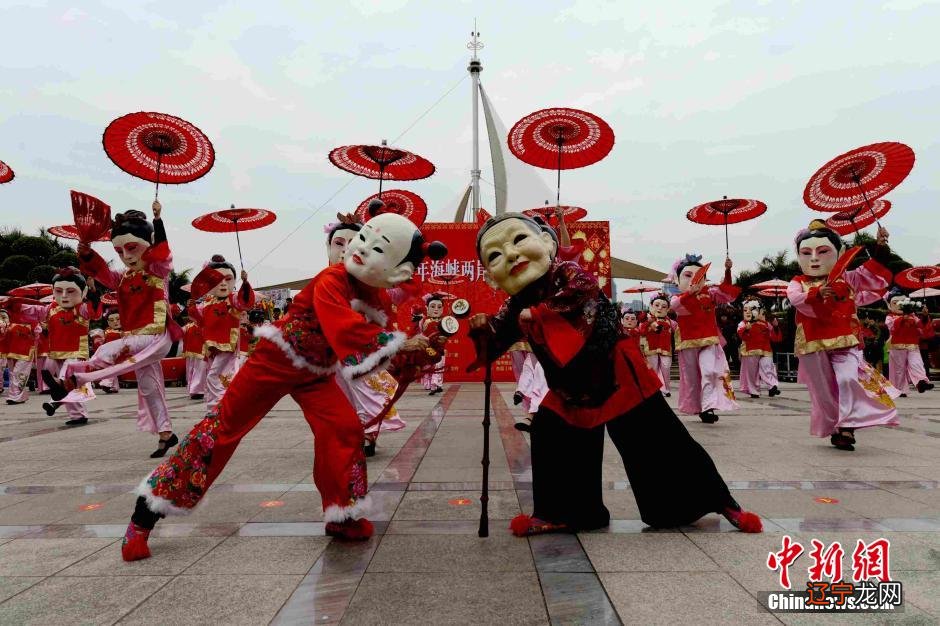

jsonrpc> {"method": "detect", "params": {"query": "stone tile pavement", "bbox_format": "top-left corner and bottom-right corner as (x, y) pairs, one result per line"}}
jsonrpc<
(0, 382), (938, 624)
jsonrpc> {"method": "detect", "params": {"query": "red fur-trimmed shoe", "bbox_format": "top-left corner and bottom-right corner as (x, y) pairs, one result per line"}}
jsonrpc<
(509, 514), (570, 537)
(121, 521), (152, 561)
(722, 507), (763, 533)
(325, 518), (374, 540)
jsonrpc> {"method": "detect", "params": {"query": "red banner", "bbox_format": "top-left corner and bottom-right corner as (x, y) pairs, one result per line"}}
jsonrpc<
(397, 221), (611, 383)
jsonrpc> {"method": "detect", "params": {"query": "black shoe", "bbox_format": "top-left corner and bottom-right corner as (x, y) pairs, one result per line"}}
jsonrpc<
(150, 434), (179, 458)
(916, 380), (934, 393)
(769, 386), (780, 397)
(428, 386), (443, 396)
(514, 417), (532, 432)
(363, 441), (376, 457)
(103, 387), (118, 394)
(5, 399), (24, 405)
(42, 401), (61, 416)
(190, 393), (204, 400)
(899, 393), (908, 398)
(513, 391), (524, 406)
(699, 409), (719, 424)
(42, 371), (67, 401)
(65, 417), (88, 427)
(664, 392), (671, 398)
(830, 432), (855, 451)
(749, 394), (759, 399)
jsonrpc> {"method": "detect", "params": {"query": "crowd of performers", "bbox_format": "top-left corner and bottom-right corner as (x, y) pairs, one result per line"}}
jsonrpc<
(0, 200), (936, 560)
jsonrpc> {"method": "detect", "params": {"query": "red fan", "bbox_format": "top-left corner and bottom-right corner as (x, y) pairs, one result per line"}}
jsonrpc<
(0, 159), (13, 184)
(758, 287), (788, 298)
(48, 224), (111, 242)
(895, 266), (940, 290)
(687, 196), (767, 258)
(100, 292), (119, 307)
(825, 199), (891, 236)
(826, 246), (864, 285)
(508, 107), (615, 207)
(7, 283), (53, 298)
(355, 189), (428, 226)
(804, 142), (914, 233)
(192, 206), (277, 272)
(189, 267), (226, 301)
(750, 278), (789, 290)
(329, 141), (434, 196)
(523, 205), (588, 226)
(70, 190), (112, 243)
(103, 111), (215, 200)
(691, 263), (711, 287)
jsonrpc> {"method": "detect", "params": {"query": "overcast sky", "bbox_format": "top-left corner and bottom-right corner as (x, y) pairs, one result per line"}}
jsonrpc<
(1, 0), (938, 292)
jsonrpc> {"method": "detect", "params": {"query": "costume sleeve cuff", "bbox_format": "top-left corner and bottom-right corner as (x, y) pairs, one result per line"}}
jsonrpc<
(530, 304), (584, 367)
(339, 330), (407, 380)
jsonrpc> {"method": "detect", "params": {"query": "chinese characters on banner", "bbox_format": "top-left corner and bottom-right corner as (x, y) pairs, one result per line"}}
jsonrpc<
(396, 221), (612, 383)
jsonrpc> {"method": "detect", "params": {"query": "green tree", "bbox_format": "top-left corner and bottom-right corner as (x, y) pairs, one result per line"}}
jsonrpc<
(27, 265), (57, 284)
(168, 269), (192, 306)
(48, 250), (79, 268)
(0, 255), (34, 280)
(11, 236), (55, 261)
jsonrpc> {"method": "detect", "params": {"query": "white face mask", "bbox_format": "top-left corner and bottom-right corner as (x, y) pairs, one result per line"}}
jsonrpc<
(426, 300), (444, 319)
(743, 302), (760, 321)
(888, 296), (904, 314)
(107, 314), (121, 330)
(209, 268), (236, 299)
(111, 233), (152, 271)
(52, 280), (87, 309)
(797, 236), (842, 278)
(677, 264), (701, 293)
(328, 227), (359, 266)
(344, 213), (418, 288)
(649, 299), (670, 319)
(621, 314), (638, 329)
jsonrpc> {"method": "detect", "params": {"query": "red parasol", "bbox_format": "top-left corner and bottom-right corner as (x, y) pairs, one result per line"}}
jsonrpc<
(758, 287), (788, 298)
(329, 141), (434, 196)
(803, 142), (914, 231)
(523, 205), (588, 226)
(190, 267), (226, 301)
(70, 190), (112, 243)
(48, 224), (111, 242)
(355, 189), (427, 226)
(825, 199), (891, 236)
(0, 159), (13, 184)
(192, 205), (277, 272)
(895, 266), (940, 291)
(686, 196), (767, 258)
(622, 282), (660, 310)
(100, 292), (119, 307)
(750, 278), (789, 290)
(508, 107), (615, 207)
(7, 283), (53, 298)
(103, 111), (215, 200)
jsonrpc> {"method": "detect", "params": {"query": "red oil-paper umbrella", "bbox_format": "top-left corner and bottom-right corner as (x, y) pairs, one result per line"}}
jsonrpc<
(750, 278), (789, 290)
(48, 224), (111, 242)
(7, 283), (53, 298)
(803, 142), (914, 231)
(508, 107), (615, 207)
(192, 205), (277, 272)
(522, 205), (588, 226)
(622, 283), (660, 310)
(758, 287), (788, 298)
(103, 111), (215, 200)
(686, 196), (767, 258)
(355, 189), (428, 226)
(329, 141), (434, 197)
(895, 266), (940, 291)
(100, 292), (119, 307)
(0, 159), (13, 184)
(825, 199), (891, 236)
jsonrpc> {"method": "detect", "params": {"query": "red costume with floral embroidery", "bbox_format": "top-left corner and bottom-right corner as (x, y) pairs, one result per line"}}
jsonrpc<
(104, 329), (122, 344)
(738, 320), (781, 357)
(136, 264), (408, 524)
(886, 313), (930, 350)
(3, 319), (36, 361)
(180, 323), (204, 358)
(639, 318), (675, 356)
(190, 289), (255, 354)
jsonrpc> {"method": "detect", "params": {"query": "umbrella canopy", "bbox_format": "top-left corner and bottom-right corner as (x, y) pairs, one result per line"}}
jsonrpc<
(750, 278), (789, 290)
(48, 224), (111, 242)
(7, 283), (53, 298)
(355, 189), (427, 226)
(803, 142), (914, 212)
(622, 284), (661, 294)
(329, 141), (434, 196)
(103, 111), (215, 199)
(910, 287), (940, 298)
(0, 159), (13, 184)
(100, 292), (119, 307)
(687, 196), (767, 258)
(758, 287), (788, 298)
(895, 266), (940, 290)
(522, 205), (588, 225)
(192, 206), (277, 272)
(825, 199), (891, 235)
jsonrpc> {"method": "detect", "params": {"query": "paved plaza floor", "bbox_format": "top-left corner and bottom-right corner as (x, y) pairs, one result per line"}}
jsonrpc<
(0, 381), (938, 624)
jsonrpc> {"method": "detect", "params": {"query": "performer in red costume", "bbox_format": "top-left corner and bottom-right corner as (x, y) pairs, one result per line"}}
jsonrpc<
(1, 306), (37, 405)
(120, 213), (447, 561)
(180, 319), (207, 400)
(469, 214), (761, 536)
(787, 221), (899, 451)
(885, 289), (935, 396)
(619, 309), (641, 350)
(44, 201), (179, 458)
(419, 294), (446, 395)
(187, 255), (255, 412)
(670, 254), (740, 423)
(638, 294), (677, 397)
(737, 298), (782, 398)
(98, 312), (123, 394)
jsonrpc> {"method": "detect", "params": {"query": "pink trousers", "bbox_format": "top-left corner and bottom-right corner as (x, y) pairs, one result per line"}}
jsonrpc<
(334, 370), (406, 437)
(186, 356), (207, 396)
(798, 347), (899, 437)
(5, 359), (32, 402)
(511, 351), (549, 413)
(645, 354), (672, 394)
(421, 354), (445, 390)
(739, 355), (779, 395)
(205, 350), (238, 412)
(677, 344), (739, 415)
(63, 333), (172, 434)
(888, 349), (928, 391)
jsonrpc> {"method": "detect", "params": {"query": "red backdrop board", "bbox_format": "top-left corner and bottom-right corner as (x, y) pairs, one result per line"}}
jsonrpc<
(401, 221), (611, 383)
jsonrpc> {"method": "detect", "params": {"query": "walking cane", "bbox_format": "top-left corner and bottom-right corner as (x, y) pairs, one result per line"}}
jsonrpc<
(479, 345), (491, 538)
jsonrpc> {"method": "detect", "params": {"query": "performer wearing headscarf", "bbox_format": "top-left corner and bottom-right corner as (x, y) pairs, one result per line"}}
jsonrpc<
(638, 294), (677, 397)
(737, 298), (782, 398)
(1, 306), (37, 406)
(180, 318), (207, 400)
(120, 214), (447, 560)
(884, 289), (935, 397)
(787, 221), (899, 451)
(187, 255), (255, 413)
(469, 214), (761, 537)
(44, 201), (179, 458)
(670, 254), (740, 423)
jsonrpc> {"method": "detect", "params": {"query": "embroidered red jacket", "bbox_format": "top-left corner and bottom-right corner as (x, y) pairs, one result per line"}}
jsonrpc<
(189, 284), (255, 354)
(16, 302), (101, 360)
(638, 317), (676, 356)
(670, 269), (740, 350)
(253, 265), (407, 379)
(886, 313), (933, 351)
(2, 321), (36, 361)
(104, 329), (123, 343)
(737, 320), (781, 357)
(181, 323), (205, 358)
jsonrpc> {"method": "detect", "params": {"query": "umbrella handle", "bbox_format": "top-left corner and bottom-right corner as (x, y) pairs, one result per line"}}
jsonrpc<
(233, 219), (245, 273)
(478, 350), (491, 538)
(723, 212), (730, 259)
(154, 152), (163, 200)
(555, 138), (564, 208)
(852, 172), (882, 229)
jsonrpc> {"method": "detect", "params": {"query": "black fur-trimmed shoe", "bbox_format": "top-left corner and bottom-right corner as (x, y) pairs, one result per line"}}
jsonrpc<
(699, 409), (719, 424)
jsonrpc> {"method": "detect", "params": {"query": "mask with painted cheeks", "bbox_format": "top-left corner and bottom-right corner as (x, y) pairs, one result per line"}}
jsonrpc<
(110, 210), (155, 272)
(649, 297), (670, 319)
(795, 223), (845, 279)
(888, 295), (904, 315)
(107, 313), (121, 330)
(742, 301), (760, 322)
(621, 312), (638, 330)
(111, 233), (151, 271)
(52, 272), (88, 310)
(477, 215), (555, 296)
(210, 268), (236, 299)
(426, 299), (444, 319)
(327, 224), (362, 266)
(344, 213), (423, 289)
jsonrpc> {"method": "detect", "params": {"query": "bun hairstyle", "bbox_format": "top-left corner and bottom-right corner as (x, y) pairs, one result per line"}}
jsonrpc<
(51, 266), (87, 290)
(650, 294), (670, 307)
(402, 232), (447, 268)
(794, 219), (843, 252)
(111, 210), (153, 241)
(673, 253), (703, 280)
(207, 254), (236, 276)
(475, 214), (546, 261)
